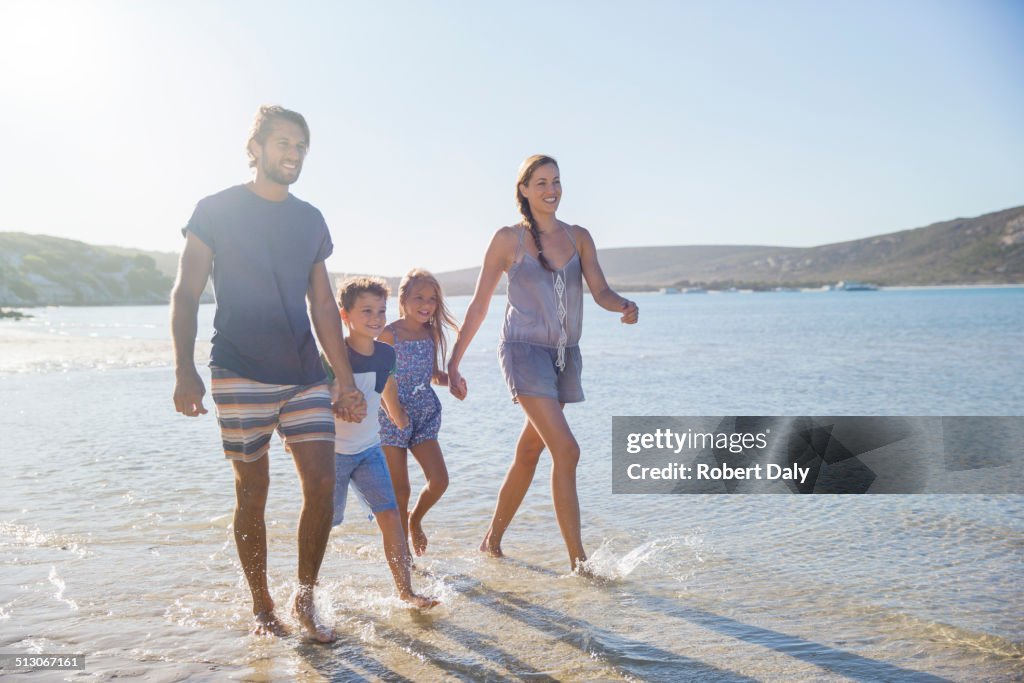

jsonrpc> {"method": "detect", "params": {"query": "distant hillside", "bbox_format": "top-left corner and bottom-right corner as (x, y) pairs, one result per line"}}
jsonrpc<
(0, 233), (173, 306)
(432, 204), (1024, 293)
(2, 204), (1021, 306)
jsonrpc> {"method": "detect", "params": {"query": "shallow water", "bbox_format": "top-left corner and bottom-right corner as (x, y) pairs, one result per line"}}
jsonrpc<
(1, 289), (1022, 681)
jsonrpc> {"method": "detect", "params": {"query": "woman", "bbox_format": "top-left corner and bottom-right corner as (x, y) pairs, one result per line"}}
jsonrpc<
(447, 154), (639, 572)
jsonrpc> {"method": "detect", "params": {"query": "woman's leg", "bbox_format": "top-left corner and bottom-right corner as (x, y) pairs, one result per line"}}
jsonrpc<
(479, 415), (548, 556)
(407, 439), (448, 556)
(500, 396), (585, 571)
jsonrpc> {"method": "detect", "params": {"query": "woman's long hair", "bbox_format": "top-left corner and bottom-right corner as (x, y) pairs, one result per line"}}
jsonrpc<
(515, 154), (559, 272)
(397, 269), (459, 371)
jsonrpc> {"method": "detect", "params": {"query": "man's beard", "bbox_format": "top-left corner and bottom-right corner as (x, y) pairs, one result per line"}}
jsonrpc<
(263, 162), (301, 186)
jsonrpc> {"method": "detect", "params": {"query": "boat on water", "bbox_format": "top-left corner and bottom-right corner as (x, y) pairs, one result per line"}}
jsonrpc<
(834, 280), (879, 291)
(659, 287), (680, 294)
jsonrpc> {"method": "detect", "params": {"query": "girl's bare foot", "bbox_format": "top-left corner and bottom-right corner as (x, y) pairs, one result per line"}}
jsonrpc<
(409, 518), (429, 556)
(292, 590), (336, 644)
(400, 591), (440, 609)
(252, 609), (288, 637)
(478, 531), (504, 557)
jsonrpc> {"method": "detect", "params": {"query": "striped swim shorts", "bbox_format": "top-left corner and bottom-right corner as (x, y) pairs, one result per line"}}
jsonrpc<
(210, 365), (335, 463)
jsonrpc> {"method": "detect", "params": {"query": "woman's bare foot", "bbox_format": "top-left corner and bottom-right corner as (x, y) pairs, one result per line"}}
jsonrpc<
(292, 590), (336, 644)
(478, 531), (504, 557)
(409, 517), (429, 556)
(252, 609), (288, 637)
(400, 591), (440, 609)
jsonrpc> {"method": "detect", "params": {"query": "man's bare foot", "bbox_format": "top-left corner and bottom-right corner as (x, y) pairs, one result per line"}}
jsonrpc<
(409, 518), (429, 557)
(252, 609), (289, 637)
(478, 533), (504, 557)
(292, 590), (336, 644)
(399, 591), (440, 609)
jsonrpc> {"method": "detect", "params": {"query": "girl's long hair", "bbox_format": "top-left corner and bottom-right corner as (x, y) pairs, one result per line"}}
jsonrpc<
(397, 269), (459, 371)
(515, 154), (559, 272)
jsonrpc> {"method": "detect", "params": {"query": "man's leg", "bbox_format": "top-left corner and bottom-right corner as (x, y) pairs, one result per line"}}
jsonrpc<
(288, 440), (336, 643)
(231, 455), (285, 635)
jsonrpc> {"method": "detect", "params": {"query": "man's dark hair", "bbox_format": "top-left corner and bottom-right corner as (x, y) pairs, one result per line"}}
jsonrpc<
(246, 105), (310, 168)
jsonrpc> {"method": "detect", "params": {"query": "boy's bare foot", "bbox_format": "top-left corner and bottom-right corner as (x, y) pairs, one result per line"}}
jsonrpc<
(409, 518), (429, 556)
(252, 609), (288, 637)
(400, 591), (440, 609)
(292, 590), (336, 644)
(478, 531), (504, 557)
(572, 558), (594, 578)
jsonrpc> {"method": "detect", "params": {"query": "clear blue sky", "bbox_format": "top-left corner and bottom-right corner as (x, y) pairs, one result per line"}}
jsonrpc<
(2, 0), (1022, 276)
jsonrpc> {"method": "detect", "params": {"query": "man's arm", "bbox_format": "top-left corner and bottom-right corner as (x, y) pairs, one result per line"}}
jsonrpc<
(171, 233), (213, 416)
(307, 261), (366, 422)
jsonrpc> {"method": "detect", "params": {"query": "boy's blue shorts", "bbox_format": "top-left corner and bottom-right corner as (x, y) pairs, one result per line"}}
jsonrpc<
(333, 443), (398, 526)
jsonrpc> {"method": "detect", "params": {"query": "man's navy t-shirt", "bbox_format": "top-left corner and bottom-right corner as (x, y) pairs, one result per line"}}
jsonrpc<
(184, 184), (333, 385)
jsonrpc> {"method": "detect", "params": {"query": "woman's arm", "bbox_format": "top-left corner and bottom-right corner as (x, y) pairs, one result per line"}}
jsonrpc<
(447, 227), (517, 399)
(575, 225), (639, 324)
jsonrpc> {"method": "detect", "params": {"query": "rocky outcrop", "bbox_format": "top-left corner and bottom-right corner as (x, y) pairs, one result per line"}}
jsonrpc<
(0, 233), (174, 306)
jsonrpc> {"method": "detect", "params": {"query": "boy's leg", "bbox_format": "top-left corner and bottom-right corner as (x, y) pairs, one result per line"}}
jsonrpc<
(288, 440), (337, 642)
(480, 416), (547, 557)
(231, 455), (285, 635)
(332, 453), (354, 527)
(350, 446), (437, 608)
(373, 509), (435, 607)
(407, 439), (449, 556)
(383, 446), (411, 541)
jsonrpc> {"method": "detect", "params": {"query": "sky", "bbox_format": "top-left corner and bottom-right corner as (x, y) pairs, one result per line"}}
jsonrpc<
(2, 0), (1022, 277)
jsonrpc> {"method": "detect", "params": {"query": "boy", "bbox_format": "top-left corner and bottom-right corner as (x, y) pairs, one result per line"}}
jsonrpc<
(328, 276), (438, 609)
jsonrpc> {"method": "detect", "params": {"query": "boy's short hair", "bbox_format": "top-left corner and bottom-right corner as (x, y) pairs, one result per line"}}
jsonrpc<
(337, 276), (390, 311)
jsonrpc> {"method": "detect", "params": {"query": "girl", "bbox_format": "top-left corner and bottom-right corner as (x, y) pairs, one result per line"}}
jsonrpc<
(379, 269), (459, 557)
(447, 154), (639, 573)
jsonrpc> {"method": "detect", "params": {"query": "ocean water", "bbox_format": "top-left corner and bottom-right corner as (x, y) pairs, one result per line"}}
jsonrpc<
(1, 288), (1022, 681)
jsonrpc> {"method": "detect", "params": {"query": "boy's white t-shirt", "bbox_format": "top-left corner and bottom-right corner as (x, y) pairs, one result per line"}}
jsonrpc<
(325, 341), (396, 455)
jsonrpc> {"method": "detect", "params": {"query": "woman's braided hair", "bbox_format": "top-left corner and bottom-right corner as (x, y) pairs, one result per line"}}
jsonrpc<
(515, 154), (559, 272)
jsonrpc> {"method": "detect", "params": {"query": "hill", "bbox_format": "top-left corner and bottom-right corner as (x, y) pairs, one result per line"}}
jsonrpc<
(0, 233), (173, 306)
(432, 204), (1024, 294)
(2, 204), (1021, 306)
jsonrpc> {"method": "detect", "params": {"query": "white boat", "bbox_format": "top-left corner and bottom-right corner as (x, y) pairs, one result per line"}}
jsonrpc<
(835, 280), (879, 291)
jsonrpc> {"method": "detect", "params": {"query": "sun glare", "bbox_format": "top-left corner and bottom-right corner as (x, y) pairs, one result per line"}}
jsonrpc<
(0, 0), (109, 102)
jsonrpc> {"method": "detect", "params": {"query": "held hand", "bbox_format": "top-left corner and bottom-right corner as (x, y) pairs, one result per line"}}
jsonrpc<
(433, 370), (450, 387)
(620, 299), (639, 324)
(332, 380), (367, 423)
(447, 366), (468, 401)
(173, 368), (208, 417)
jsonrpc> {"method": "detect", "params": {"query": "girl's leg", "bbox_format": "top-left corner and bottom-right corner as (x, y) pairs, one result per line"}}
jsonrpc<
(513, 396), (586, 572)
(374, 508), (438, 609)
(407, 439), (449, 556)
(479, 416), (548, 557)
(383, 446), (411, 541)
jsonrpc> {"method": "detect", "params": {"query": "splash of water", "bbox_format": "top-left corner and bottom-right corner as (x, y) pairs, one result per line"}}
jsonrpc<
(48, 566), (79, 611)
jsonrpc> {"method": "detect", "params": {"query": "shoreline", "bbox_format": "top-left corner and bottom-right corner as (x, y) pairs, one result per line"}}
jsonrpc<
(2, 282), (1023, 310)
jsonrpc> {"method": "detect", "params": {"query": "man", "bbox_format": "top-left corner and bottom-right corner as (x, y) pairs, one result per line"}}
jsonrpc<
(171, 105), (365, 643)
